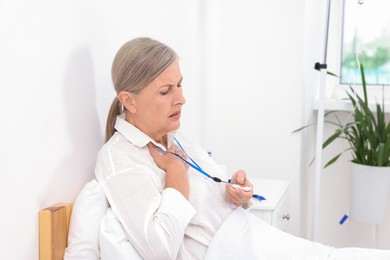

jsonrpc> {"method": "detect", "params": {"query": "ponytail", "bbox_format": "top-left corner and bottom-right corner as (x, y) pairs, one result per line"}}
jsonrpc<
(105, 97), (122, 142)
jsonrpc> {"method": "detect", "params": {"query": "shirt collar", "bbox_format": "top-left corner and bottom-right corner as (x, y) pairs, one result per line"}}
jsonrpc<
(114, 114), (176, 151)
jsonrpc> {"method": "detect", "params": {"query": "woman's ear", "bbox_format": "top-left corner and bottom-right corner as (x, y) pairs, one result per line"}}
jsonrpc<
(117, 91), (136, 113)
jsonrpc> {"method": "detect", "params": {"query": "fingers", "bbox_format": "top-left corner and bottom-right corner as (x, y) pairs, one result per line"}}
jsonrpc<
(168, 145), (187, 160)
(147, 142), (189, 171)
(231, 170), (246, 185)
(228, 185), (242, 200)
(227, 170), (253, 206)
(226, 186), (249, 206)
(148, 143), (183, 158)
(169, 146), (189, 169)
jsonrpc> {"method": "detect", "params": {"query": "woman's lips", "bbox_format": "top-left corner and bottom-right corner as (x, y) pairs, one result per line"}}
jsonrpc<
(169, 111), (181, 119)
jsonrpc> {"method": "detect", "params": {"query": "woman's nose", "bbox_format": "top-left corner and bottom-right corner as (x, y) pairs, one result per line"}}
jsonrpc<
(175, 88), (186, 105)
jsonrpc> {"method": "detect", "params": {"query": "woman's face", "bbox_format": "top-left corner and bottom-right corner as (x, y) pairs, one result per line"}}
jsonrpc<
(126, 60), (186, 143)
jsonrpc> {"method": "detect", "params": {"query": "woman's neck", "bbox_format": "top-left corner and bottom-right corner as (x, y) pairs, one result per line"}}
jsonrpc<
(125, 113), (167, 148)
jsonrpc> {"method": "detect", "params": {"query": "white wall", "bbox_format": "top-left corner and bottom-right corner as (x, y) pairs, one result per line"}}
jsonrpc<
(0, 1), (202, 259)
(201, 0), (305, 236)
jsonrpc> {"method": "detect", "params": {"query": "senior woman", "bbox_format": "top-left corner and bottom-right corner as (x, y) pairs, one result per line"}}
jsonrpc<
(95, 37), (253, 260)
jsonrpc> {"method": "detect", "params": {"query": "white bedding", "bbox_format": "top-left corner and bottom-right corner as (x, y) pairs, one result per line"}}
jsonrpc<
(67, 179), (390, 259)
(204, 208), (390, 260)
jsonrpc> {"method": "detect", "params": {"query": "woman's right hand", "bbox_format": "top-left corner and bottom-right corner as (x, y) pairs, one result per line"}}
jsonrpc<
(148, 143), (190, 199)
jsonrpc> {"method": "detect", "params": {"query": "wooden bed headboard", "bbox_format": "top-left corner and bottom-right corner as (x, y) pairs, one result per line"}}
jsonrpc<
(38, 203), (72, 260)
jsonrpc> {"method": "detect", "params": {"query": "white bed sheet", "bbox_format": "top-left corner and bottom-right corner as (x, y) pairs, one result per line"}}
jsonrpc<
(204, 208), (390, 260)
(97, 205), (390, 259)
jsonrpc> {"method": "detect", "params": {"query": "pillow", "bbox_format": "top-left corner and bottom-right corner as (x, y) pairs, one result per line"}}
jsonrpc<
(99, 208), (143, 260)
(64, 179), (109, 260)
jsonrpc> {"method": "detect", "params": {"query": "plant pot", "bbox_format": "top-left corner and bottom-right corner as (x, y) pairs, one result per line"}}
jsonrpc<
(349, 162), (390, 224)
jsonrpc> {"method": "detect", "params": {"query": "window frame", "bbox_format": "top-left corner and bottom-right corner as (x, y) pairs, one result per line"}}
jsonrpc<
(326, 0), (390, 104)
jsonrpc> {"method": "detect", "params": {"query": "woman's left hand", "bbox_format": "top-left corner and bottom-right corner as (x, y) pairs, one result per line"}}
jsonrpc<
(226, 170), (253, 206)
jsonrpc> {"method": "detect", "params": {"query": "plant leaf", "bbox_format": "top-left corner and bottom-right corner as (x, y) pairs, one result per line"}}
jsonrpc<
(302, 62), (390, 168)
(291, 123), (317, 133)
(360, 63), (368, 105)
(324, 153), (343, 168)
(377, 143), (385, 166)
(322, 129), (343, 149)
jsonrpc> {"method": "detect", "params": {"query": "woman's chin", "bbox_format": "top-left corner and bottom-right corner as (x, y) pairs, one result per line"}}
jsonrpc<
(169, 121), (181, 131)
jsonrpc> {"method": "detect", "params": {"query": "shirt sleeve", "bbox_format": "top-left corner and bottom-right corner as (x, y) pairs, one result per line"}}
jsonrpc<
(96, 153), (196, 260)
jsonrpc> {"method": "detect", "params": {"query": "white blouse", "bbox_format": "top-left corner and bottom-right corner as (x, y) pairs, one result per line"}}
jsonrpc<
(95, 115), (235, 260)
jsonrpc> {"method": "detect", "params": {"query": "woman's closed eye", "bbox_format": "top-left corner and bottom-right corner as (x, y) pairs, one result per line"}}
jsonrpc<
(160, 84), (183, 95)
(160, 86), (171, 95)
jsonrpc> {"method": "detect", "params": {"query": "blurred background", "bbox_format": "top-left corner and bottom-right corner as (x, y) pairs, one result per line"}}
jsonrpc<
(0, 0), (389, 259)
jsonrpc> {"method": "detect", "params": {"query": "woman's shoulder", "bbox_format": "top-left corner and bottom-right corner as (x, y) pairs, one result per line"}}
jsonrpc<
(98, 132), (132, 156)
(95, 132), (148, 176)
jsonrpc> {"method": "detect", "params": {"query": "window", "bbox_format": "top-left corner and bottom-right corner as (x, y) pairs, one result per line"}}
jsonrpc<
(341, 0), (390, 86)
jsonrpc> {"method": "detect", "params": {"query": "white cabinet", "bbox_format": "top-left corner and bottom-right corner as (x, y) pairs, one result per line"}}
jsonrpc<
(248, 178), (290, 231)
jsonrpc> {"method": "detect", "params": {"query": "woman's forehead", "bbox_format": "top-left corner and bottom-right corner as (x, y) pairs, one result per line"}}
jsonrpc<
(151, 61), (182, 86)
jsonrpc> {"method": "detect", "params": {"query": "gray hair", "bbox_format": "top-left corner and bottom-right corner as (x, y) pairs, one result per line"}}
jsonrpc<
(105, 37), (177, 142)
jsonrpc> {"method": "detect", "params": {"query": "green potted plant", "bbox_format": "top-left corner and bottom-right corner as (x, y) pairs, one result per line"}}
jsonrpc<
(297, 63), (390, 224)
(322, 64), (390, 168)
